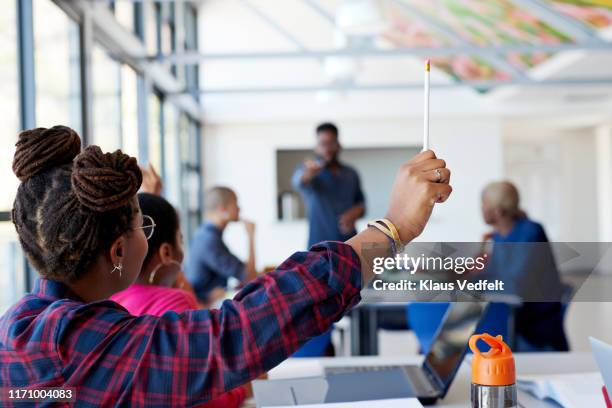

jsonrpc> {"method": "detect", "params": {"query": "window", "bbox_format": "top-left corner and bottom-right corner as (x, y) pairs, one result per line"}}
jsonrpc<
(163, 103), (181, 206)
(114, 1), (135, 33)
(33, 0), (81, 131)
(143, 1), (158, 55)
(92, 46), (140, 157)
(0, 0), (25, 314)
(0, 0), (19, 212)
(92, 44), (122, 152)
(121, 65), (139, 158)
(148, 91), (163, 171)
(180, 115), (202, 238)
(158, 3), (176, 55)
(184, 4), (199, 98)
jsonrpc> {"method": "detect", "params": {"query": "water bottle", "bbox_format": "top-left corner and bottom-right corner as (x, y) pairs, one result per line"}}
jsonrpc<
(469, 333), (517, 408)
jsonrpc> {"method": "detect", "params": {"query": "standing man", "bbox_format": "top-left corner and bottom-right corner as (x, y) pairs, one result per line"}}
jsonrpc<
(293, 123), (366, 248)
(185, 186), (257, 304)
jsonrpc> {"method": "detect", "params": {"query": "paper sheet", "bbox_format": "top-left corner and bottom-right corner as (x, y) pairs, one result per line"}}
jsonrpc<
(518, 372), (604, 408)
(264, 398), (423, 408)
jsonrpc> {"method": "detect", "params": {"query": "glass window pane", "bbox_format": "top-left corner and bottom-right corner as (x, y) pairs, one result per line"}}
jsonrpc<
(144, 2), (158, 55)
(163, 104), (181, 207)
(33, 0), (81, 131)
(121, 65), (139, 158)
(0, 0), (25, 313)
(148, 92), (162, 170)
(92, 45), (122, 151)
(0, 0), (19, 212)
(0, 223), (25, 314)
(114, 1), (134, 33)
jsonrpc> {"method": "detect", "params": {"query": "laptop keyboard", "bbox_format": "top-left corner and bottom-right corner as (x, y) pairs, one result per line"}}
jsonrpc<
(326, 365), (403, 374)
(325, 365), (438, 396)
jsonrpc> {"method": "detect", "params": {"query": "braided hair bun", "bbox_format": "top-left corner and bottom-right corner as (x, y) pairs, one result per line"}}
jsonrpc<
(12, 126), (81, 182)
(72, 146), (143, 212)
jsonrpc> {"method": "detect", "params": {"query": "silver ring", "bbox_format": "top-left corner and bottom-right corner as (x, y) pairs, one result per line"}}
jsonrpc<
(435, 168), (442, 183)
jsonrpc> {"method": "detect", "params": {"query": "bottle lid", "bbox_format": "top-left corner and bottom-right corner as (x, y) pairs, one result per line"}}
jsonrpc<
(469, 333), (516, 386)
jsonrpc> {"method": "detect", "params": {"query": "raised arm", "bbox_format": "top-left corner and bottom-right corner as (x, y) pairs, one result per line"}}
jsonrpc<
(56, 150), (451, 406)
(292, 159), (323, 190)
(56, 242), (361, 405)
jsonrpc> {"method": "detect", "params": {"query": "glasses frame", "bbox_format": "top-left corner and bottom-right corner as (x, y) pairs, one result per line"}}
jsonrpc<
(135, 214), (156, 240)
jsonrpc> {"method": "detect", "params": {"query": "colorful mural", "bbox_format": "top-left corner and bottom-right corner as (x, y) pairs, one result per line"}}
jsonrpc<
(383, 0), (610, 82)
(546, 0), (612, 29)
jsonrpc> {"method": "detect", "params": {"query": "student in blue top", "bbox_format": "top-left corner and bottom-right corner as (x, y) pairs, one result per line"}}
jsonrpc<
(186, 186), (258, 303)
(481, 181), (569, 352)
(292, 123), (366, 248)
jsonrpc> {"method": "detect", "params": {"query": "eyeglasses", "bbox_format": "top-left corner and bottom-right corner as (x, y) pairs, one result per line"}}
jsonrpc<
(135, 215), (156, 240)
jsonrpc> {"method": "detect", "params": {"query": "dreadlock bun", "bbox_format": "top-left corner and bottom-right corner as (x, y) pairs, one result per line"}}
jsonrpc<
(12, 126), (81, 182)
(71, 146), (143, 213)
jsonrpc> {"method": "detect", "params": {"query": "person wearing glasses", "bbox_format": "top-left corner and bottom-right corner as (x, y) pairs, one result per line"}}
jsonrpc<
(111, 193), (251, 408)
(0, 126), (451, 405)
(110, 194), (196, 315)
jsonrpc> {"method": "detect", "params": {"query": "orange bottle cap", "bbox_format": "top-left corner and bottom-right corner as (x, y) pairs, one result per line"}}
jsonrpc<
(469, 333), (516, 386)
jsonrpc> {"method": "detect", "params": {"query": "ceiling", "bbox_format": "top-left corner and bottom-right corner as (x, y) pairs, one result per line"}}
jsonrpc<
(188, 0), (612, 121)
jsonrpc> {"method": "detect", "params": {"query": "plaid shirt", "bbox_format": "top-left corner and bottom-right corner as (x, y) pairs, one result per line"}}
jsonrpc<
(0, 242), (361, 407)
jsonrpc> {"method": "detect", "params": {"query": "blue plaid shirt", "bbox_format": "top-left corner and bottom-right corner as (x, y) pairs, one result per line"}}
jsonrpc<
(0, 242), (362, 406)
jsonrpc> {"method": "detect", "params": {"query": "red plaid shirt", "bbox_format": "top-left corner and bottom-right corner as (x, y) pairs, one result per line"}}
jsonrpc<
(0, 242), (361, 407)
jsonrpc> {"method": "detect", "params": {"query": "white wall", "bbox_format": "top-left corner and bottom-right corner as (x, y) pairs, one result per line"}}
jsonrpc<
(502, 123), (599, 242)
(203, 118), (503, 267)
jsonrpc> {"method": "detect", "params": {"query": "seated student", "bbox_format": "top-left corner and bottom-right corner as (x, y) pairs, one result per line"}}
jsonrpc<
(480, 181), (569, 351)
(185, 186), (257, 303)
(0, 126), (451, 405)
(112, 193), (249, 408)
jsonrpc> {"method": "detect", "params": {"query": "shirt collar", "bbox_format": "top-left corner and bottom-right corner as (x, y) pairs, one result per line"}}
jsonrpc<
(32, 278), (83, 302)
(204, 221), (223, 235)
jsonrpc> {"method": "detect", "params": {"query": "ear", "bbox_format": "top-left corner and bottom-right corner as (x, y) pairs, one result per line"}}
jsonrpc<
(110, 236), (126, 266)
(158, 242), (174, 264)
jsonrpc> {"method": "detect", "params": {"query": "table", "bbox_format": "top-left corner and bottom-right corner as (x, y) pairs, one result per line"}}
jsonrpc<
(265, 352), (598, 407)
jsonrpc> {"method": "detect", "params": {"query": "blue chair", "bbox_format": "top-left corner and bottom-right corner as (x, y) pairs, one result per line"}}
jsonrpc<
(291, 330), (333, 357)
(406, 303), (511, 354)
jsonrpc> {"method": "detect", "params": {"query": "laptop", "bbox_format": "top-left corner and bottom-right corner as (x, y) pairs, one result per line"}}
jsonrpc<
(254, 302), (489, 406)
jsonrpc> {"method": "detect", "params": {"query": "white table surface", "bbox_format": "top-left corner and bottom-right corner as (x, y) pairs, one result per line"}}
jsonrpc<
(263, 352), (598, 408)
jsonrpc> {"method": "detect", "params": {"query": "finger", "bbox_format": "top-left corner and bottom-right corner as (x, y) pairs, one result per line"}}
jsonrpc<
(431, 183), (453, 203)
(416, 158), (446, 172)
(149, 164), (159, 177)
(423, 168), (451, 184)
(409, 149), (436, 164)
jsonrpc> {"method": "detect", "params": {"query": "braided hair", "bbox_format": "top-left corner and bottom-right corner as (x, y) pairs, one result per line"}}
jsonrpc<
(11, 126), (142, 283)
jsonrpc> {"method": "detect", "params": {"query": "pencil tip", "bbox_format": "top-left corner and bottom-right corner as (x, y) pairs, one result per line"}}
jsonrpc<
(425, 59), (430, 72)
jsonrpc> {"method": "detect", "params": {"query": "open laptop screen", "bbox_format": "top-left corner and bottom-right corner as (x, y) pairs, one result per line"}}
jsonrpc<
(422, 303), (488, 392)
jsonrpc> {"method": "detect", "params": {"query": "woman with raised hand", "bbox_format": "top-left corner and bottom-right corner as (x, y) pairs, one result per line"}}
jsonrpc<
(0, 126), (451, 406)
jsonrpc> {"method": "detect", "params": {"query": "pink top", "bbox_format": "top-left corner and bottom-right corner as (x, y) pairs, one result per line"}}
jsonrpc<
(111, 284), (248, 407)
(111, 283), (199, 317)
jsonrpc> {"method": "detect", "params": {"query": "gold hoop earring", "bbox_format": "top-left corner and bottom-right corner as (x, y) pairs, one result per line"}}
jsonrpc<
(111, 263), (123, 277)
(148, 263), (162, 284)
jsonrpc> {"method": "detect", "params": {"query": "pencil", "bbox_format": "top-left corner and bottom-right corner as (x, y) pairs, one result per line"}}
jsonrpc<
(423, 59), (430, 151)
